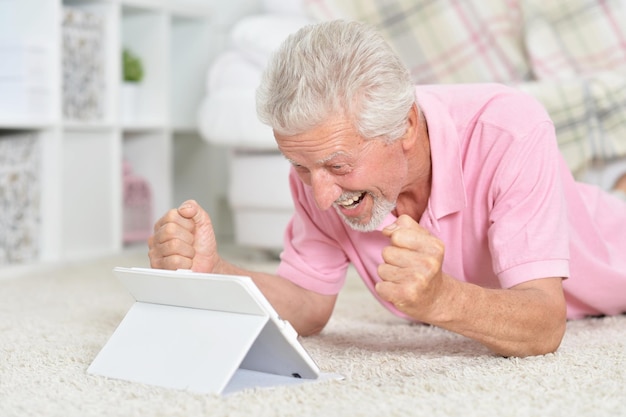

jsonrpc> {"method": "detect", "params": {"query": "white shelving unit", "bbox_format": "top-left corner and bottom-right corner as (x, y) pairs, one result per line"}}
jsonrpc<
(0, 0), (215, 268)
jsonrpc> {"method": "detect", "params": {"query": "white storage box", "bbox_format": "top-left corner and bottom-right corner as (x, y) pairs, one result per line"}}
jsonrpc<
(0, 133), (40, 264)
(62, 7), (106, 122)
(228, 151), (293, 251)
(0, 41), (52, 121)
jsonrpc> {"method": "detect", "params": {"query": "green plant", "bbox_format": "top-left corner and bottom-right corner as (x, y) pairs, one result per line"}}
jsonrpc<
(123, 48), (144, 83)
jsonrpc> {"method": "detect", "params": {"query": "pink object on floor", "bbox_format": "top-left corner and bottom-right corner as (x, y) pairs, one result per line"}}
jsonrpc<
(122, 160), (153, 244)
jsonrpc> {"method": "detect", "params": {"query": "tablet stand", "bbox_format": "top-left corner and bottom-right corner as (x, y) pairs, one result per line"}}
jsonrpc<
(88, 301), (272, 394)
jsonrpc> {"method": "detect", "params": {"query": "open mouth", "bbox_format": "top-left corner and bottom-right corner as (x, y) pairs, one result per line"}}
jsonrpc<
(336, 192), (366, 210)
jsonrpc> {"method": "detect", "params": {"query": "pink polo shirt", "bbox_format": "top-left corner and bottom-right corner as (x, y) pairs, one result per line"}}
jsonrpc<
(276, 84), (626, 320)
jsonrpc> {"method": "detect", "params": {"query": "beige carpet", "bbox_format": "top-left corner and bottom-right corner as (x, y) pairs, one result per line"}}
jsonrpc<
(1, 248), (625, 417)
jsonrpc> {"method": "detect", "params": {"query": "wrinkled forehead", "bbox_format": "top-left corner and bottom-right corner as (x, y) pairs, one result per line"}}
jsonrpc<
(275, 115), (370, 160)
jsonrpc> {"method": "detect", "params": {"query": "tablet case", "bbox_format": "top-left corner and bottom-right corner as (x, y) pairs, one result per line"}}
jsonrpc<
(87, 267), (321, 394)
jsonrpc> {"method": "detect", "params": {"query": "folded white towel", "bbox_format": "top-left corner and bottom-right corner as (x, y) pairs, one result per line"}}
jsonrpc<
(230, 13), (313, 67)
(197, 89), (275, 148)
(206, 51), (262, 93)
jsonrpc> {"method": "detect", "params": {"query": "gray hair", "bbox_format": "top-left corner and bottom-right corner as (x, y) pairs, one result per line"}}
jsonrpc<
(256, 20), (416, 141)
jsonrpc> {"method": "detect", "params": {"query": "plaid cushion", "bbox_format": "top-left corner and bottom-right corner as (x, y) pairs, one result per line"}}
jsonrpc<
(302, 0), (626, 175)
(516, 80), (594, 174)
(515, 74), (626, 174)
(303, 0), (532, 84)
(522, 0), (626, 78)
(521, 0), (626, 172)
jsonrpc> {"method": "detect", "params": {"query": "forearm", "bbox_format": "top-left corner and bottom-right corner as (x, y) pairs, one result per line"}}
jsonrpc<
(430, 276), (567, 357)
(213, 258), (336, 336)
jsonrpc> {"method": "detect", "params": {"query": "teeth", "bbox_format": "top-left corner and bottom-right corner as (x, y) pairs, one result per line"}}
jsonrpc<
(337, 193), (363, 207)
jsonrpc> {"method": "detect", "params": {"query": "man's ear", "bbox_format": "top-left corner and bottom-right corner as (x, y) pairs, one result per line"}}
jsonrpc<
(401, 104), (420, 151)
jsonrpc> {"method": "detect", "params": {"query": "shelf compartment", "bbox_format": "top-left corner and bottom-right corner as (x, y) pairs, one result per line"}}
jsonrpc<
(0, 0), (58, 125)
(121, 6), (169, 127)
(61, 129), (121, 259)
(170, 15), (214, 131)
(123, 130), (171, 229)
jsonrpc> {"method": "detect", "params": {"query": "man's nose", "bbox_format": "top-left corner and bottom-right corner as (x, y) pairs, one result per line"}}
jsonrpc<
(310, 169), (342, 210)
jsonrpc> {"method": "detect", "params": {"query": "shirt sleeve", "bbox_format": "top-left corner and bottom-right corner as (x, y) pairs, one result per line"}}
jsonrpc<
(276, 168), (350, 295)
(487, 120), (571, 288)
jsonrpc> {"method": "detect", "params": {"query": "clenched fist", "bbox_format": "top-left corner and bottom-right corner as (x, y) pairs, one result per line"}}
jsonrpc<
(148, 200), (220, 273)
(375, 214), (448, 322)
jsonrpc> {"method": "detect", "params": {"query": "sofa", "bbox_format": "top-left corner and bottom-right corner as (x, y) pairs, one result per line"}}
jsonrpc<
(197, 0), (626, 252)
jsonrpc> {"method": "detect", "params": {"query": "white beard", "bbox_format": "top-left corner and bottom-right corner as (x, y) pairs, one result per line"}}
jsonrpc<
(334, 192), (396, 232)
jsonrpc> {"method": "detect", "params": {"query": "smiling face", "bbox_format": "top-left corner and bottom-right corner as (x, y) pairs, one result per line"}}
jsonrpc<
(275, 115), (417, 232)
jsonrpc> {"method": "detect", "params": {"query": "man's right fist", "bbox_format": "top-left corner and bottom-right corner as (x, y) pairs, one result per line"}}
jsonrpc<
(148, 200), (219, 272)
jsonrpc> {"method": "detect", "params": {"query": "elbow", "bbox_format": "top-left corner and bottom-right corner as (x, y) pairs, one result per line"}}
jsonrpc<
(298, 324), (325, 337)
(527, 324), (565, 356)
(518, 290), (568, 357)
(548, 321), (567, 353)
(507, 310), (567, 358)
(293, 308), (334, 337)
(536, 301), (568, 355)
(293, 292), (336, 337)
(295, 315), (330, 337)
(497, 330), (565, 358)
(539, 314), (567, 355)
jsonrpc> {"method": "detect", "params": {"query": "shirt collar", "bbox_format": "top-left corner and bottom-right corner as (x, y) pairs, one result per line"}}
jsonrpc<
(375, 90), (466, 232)
(418, 89), (467, 220)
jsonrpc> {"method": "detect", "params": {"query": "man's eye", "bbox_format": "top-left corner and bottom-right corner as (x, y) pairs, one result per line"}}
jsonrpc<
(330, 165), (349, 174)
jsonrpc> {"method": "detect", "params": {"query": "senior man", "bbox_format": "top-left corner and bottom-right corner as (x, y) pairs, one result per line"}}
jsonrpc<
(149, 20), (626, 357)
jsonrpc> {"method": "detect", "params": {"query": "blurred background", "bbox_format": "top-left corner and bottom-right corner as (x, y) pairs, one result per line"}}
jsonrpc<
(1, 0), (625, 273)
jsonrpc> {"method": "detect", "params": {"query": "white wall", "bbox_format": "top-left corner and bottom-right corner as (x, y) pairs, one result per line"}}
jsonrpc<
(206, 0), (262, 29)
(173, 0), (263, 242)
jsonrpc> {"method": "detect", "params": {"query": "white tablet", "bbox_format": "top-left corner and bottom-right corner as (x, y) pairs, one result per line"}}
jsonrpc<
(111, 267), (320, 381)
